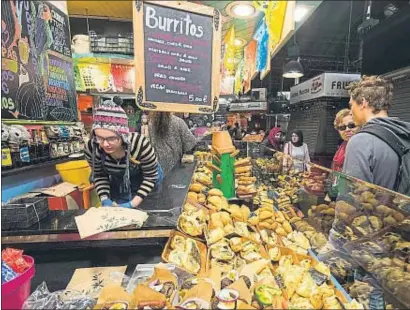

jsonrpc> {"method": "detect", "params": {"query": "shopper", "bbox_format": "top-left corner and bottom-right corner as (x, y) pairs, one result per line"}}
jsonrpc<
(284, 130), (310, 172)
(344, 75), (410, 194)
(327, 109), (359, 200)
(231, 122), (242, 141)
(84, 99), (159, 209)
(140, 113), (149, 138)
(149, 112), (197, 177)
(260, 126), (283, 156)
(332, 109), (359, 172)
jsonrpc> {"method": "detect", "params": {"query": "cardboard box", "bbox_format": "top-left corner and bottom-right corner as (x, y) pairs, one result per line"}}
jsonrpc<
(31, 182), (83, 210)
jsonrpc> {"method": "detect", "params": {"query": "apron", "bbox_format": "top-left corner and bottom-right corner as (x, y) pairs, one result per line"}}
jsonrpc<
(101, 152), (143, 203)
(100, 152), (164, 204)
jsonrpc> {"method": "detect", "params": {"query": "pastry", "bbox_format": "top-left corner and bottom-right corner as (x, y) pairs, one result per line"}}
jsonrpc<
(208, 228), (225, 244)
(178, 214), (203, 237)
(210, 239), (235, 260)
(189, 183), (204, 193)
(208, 188), (223, 197)
(168, 249), (184, 266)
(184, 239), (201, 274)
(171, 235), (186, 250)
(230, 237), (243, 253)
(268, 247), (281, 262)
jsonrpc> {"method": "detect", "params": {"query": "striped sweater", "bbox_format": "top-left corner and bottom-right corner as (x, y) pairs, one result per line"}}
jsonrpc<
(84, 132), (158, 200)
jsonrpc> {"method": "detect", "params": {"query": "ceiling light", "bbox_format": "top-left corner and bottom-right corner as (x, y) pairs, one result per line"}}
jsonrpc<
(283, 60), (304, 78)
(294, 5), (309, 22)
(234, 38), (247, 47)
(232, 3), (255, 17)
(226, 1), (259, 19)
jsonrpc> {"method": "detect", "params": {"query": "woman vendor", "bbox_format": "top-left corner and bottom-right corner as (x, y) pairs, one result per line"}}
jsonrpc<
(84, 99), (160, 208)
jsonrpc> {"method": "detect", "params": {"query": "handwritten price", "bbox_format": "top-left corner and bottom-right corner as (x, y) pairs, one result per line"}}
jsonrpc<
(188, 94), (207, 103)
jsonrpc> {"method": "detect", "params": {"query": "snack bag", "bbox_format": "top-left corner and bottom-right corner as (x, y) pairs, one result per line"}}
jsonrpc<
(94, 284), (134, 309)
(2, 248), (31, 273)
(1, 261), (18, 284)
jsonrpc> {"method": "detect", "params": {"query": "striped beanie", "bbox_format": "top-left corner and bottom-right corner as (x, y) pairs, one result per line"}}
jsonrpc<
(92, 99), (129, 143)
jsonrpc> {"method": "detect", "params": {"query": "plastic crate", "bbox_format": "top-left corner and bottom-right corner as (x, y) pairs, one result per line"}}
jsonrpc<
(2, 197), (49, 230)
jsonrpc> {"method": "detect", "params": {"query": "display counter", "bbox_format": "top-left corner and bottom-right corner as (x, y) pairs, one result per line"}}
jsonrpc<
(2, 162), (196, 248)
(6, 144), (410, 309)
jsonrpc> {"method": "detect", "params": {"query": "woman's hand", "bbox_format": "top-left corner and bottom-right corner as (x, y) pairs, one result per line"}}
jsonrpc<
(118, 196), (144, 209)
(118, 201), (133, 209)
(131, 196), (143, 208)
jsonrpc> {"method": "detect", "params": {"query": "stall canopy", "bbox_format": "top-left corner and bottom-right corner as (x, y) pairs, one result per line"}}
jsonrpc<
(289, 73), (361, 104)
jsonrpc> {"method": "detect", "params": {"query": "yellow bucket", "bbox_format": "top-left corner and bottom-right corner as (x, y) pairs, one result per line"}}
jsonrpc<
(56, 160), (92, 187)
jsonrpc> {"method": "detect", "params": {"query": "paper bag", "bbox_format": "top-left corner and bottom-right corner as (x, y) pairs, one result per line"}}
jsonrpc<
(133, 284), (168, 309)
(66, 266), (127, 299)
(75, 207), (148, 239)
(226, 278), (252, 305)
(94, 284), (134, 309)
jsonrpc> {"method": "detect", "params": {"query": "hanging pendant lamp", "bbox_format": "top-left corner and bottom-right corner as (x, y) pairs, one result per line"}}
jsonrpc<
(283, 58), (304, 78)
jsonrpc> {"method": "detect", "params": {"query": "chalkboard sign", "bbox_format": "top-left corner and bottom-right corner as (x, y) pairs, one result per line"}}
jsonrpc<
(1, 0), (77, 121)
(133, 1), (221, 114)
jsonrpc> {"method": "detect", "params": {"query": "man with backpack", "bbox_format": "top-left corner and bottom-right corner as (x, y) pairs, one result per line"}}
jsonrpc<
(343, 75), (410, 196)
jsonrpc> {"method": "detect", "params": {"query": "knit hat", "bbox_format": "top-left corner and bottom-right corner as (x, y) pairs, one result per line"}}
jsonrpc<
(92, 99), (129, 143)
(91, 99), (132, 200)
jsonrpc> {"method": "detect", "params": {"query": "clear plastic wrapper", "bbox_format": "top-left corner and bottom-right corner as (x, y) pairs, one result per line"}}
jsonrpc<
(126, 263), (190, 294)
(1, 261), (18, 284)
(23, 282), (96, 310)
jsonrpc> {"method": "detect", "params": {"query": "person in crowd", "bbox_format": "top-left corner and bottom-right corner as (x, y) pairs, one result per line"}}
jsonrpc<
(343, 76), (410, 194)
(149, 112), (197, 177)
(284, 130), (311, 172)
(84, 99), (159, 209)
(231, 122), (242, 140)
(332, 109), (359, 171)
(327, 109), (359, 200)
(140, 113), (149, 138)
(260, 126), (284, 156)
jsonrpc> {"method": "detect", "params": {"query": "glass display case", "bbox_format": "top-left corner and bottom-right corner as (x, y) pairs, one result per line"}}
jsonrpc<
(255, 145), (410, 309)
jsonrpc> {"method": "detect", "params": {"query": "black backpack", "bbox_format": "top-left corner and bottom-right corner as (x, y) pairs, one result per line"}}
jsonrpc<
(361, 124), (410, 196)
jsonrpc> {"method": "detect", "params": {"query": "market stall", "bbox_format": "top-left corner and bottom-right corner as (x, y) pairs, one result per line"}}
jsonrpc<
(3, 135), (410, 309)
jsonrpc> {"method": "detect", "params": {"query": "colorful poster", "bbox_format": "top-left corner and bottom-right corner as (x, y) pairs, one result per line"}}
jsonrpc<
(77, 63), (111, 92)
(110, 64), (135, 93)
(254, 20), (269, 72)
(243, 40), (257, 94)
(234, 59), (244, 95)
(223, 26), (236, 75)
(265, 1), (288, 51)
(1, 0), (77, 121)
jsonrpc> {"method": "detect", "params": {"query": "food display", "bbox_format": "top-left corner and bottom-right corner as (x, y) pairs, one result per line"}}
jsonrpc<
(308, 203), (336, 235)
(168, 147), (410, 309)
(163, 232), (206, 275)
(194, 151), (213, 162)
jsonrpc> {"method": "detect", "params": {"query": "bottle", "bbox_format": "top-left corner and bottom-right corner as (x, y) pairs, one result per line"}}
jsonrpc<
(19, 139), (30, 166)
(40, 129), (50, 161)
(1, 141), (12, 170)
(10, 143), (21, 169)
(28, 130), (37, 164)
(33, 129), (44, 162)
